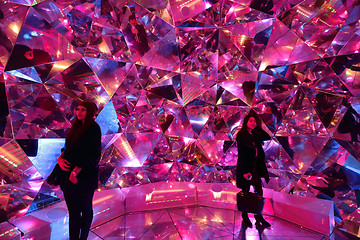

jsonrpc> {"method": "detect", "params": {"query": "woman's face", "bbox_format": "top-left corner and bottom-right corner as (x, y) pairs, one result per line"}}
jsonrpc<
(265, 106), (272, 114)
(247, 117), (257, 131)
(75, 105), (87, 121)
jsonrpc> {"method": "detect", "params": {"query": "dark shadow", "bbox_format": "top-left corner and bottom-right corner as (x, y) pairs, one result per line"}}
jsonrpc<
(236, 223), (248, 239)
(235, 223), (269, 239)
(0, 81), (8, 137)
(242, 81), (256, 105)
(256, 224), (268, 240)
(337, 98), (360, 142)
(0, 9), (13, 53)
(249, 0), (274, 15)
(5, 44), (52, 71)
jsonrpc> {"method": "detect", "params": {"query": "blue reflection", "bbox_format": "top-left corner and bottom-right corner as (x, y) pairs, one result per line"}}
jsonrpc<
(28, 139), (65, 178)
(30, 31), (38, 36)
(96, 101), (120, 135)
(23, 33), (32, 39)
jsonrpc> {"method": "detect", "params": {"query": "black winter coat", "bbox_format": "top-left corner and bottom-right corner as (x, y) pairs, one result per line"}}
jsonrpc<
(236, 126), (271, 189)
(60, 121), (102, 193)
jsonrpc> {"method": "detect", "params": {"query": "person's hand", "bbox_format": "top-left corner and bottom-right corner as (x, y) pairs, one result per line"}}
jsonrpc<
(243, 173), (252, 181)
(131, 28), (138, 35)
(69, 171), (78, 184)
(57, 157), (71, 171)
(24, 50), (34, 60)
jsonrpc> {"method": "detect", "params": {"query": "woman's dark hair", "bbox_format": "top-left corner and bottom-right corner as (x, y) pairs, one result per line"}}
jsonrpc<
(66, 101), (98, 145)
(128, 15), (136, 21)
(240, 110), (261, 133)
(265, 102), (277, 113)
(314, 186), (335, 198)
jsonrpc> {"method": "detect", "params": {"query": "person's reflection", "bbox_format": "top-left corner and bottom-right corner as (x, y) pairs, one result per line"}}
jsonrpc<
(257, 225), (268, 240)
(160, 114), (174, 132)
(337, 99), (360, 142)
(277, 136), (294, 159)
(314, 186), (343, 225)
(242, 37), (254, 61)
(314, 92), (337, 128)
(242, 81), (256, 105)
(0, 78), (9, 137)
(237, 221), (269, 239)
(206, 30), (219, 53)
(254, 26), (272, 46)
(214, 114), (226, 131)
(260, 102), (279, 133)
(138, 66), (152, 80)
(278, 9), (295, 28)
(125, 15), (150, 56)
(237, 224), (247, 239)
(331, 53), (360, 76)
(5, 44), (52, 71)
(0, 9), (13, 53)
(180, 38), (197, 60)
(292, 88), (305, 110)
(30, 96), (66, 127)
(249, 0), (274, 14)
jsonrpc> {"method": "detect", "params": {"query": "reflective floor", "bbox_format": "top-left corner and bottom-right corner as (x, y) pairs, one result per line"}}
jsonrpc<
(86, 206), (338, 240)
(6, 203), (356, 240)
(8, 184), (358, 240)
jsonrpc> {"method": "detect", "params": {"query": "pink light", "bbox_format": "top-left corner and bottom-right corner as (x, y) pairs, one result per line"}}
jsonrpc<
(18, 208), (28, 215)
(205, 2), (212, 8)
(183, 137), (194, 145)
(28, 180), (43, 192)
(228, 6), (235, 14)
(29, 172), (42, 181)
(124, 158), (141, 167)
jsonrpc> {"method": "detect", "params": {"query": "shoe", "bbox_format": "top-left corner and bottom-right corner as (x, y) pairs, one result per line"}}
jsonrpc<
(242, 212), (252, 228)
(242, 217), (253, 228)
(255, 215), (271, 228)
(255, 220), (262, 228)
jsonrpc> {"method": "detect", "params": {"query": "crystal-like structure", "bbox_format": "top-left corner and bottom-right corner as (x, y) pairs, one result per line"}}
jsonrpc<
(0, 0), (360, 237)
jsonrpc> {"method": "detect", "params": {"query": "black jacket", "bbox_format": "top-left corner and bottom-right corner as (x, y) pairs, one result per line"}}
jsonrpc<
(61, 121), (102, 192)
(125, 23), (150, 55)
(236, 126), (271, 189)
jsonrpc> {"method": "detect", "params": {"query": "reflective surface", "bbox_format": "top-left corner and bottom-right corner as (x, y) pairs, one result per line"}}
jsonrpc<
(8, 204), (336, 240)
(1, 0), (360, 238)
(3, 183), (349, 239)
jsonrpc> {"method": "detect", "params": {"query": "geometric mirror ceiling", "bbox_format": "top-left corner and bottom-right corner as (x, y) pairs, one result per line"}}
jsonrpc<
(0, 0), (360, 235)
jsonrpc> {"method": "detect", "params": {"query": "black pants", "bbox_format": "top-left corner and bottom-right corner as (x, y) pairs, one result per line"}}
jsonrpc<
(242, 172), (263, 216)
(242, 172), (263, 196)
(63, 190), (95, 240)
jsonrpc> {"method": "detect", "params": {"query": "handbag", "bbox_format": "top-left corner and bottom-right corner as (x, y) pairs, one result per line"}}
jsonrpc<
(46, 164), (64, 186)
(237, 191), (265, 214)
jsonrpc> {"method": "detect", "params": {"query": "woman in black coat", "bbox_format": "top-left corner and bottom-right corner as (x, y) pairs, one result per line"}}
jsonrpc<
(236, 111), (271, 228)
(57, 101), (102, 240)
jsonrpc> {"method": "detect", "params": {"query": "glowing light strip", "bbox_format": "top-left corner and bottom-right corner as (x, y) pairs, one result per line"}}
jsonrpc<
(0, 227), (19, 238)
(0, 154), (18, 168)
(179, 0), (195, 8)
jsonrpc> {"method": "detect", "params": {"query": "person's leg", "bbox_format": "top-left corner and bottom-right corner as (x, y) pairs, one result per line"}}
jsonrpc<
(241, 182), (252, 227)
(79, 191), (95, 240)
(252, 174), (263, 196)
(64, 191), (81, 240)
(252, 175), (271, 228)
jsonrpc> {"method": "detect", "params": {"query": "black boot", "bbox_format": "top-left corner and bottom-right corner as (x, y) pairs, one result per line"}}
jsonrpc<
(255, 214), (271, 228)
(242, 212), (252, 228)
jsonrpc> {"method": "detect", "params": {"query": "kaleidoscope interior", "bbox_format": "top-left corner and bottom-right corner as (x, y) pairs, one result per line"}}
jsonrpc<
(1, 0), (360, 238)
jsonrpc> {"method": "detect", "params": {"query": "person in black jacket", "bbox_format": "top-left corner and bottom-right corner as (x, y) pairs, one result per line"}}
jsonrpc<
(57, 101), (101, 240)
(125, 15), (150, 56)
(236, 111), (271, 228)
